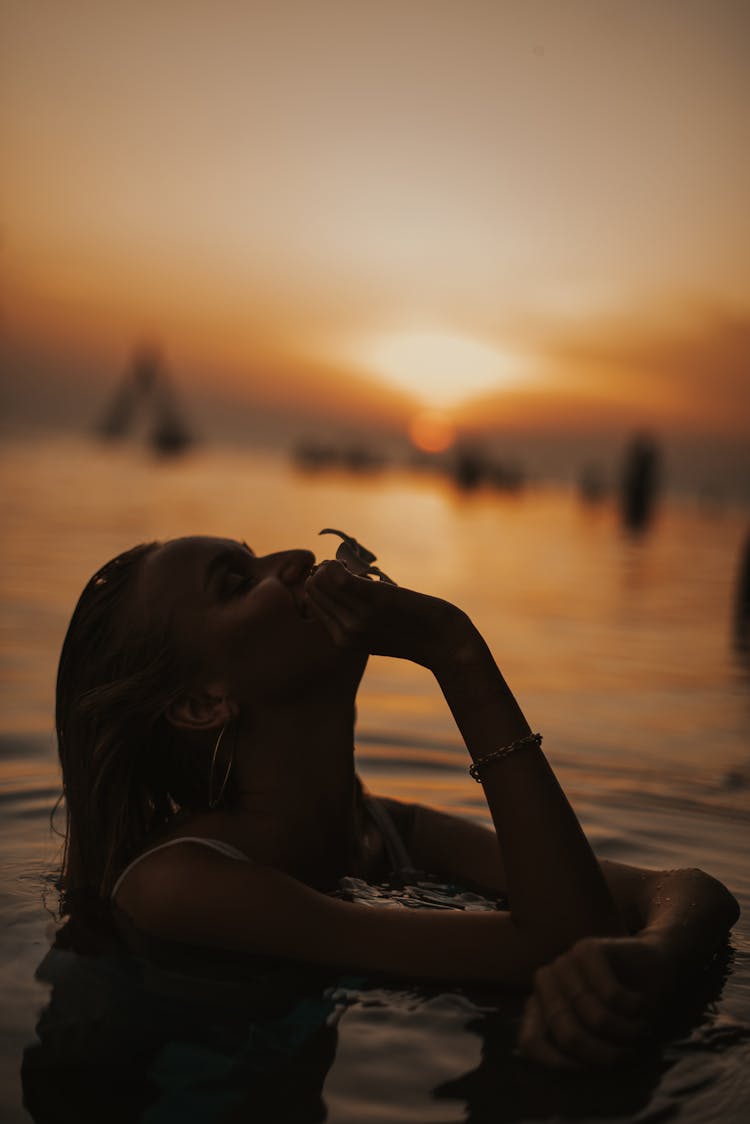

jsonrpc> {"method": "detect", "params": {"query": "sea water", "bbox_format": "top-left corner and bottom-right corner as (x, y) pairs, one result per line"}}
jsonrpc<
(1, 435), (749, 1122)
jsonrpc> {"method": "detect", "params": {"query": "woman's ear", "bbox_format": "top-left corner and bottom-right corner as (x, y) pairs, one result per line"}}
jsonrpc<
(165, 685), (237, 731)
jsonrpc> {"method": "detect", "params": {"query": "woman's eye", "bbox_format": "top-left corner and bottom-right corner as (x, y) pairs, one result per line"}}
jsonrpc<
(222, 572), (255, 597)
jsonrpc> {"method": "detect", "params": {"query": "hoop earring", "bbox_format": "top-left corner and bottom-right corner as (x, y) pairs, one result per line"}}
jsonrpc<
(208, 722), (236, 809)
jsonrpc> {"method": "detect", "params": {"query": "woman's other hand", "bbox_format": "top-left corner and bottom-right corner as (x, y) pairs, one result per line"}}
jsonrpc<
(518, 935), (674, 1068)
(305, 560), (476, 670)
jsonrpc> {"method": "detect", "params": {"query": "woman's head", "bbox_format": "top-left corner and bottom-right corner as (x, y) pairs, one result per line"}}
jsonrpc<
(56, 535), (353, 906)
(134, 536), (328, 711)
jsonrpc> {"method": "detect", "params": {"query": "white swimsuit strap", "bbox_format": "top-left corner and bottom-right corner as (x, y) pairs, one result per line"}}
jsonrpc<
(111, 836), (250, 900)
(364, 796), (414, 875)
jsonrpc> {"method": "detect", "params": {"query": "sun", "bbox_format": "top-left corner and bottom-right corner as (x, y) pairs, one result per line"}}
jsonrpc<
(409, 410), (456, 454)
(361, 329), (530, 410)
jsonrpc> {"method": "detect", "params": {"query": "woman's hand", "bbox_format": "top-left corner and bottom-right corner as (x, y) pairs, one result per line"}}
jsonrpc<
(518, 935), (674, 1069)
(305, 560), (476, 671)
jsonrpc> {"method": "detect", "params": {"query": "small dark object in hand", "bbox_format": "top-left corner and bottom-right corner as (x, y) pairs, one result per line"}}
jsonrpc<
(319, 529), (396, 584)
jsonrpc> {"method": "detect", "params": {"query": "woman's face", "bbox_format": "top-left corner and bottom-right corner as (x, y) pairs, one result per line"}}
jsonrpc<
(132, 535), (353, 705)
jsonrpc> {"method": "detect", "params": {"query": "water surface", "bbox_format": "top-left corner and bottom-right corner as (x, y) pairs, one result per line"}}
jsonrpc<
(1, 436), (749, 1121)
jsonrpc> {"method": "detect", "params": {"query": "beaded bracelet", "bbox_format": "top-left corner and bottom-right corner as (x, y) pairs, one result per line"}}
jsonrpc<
(468, 732), (543, 782)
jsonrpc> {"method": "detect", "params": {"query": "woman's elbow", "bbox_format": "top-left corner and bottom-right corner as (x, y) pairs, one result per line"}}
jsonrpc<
(689, 867), (741, 931)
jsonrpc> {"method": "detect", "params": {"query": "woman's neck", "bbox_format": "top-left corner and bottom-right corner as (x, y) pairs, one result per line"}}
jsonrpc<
(228, 691), (361, 888)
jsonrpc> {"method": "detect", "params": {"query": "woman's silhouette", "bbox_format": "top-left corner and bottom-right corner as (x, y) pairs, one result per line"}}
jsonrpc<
(51, 532), (738, 1070)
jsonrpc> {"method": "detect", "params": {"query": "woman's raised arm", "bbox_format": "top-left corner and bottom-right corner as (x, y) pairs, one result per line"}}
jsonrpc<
(432, 626), (624, 955)
(305, 561), (625, 961)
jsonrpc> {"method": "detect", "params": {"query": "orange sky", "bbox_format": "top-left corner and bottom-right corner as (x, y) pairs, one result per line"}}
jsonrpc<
(1, 1), (749, 443)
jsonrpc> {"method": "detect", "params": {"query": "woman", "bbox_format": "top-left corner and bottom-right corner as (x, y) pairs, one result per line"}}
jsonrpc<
(56, 534), (739, 1069)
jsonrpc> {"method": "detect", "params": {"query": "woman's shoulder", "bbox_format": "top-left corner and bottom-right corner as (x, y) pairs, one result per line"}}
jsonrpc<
(112, 814), (252, 908)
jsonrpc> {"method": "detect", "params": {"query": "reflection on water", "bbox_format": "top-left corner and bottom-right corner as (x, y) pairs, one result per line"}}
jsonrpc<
(20, 881), (740, 1124)
(1, 435), (750, 1122)
(23, 938), (341, 1123)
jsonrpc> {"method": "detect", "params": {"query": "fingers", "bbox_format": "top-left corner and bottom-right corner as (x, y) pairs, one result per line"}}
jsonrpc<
(518, 996), (584, 1071)
(519, 938), (649, 1070)
(571, 991), (644, 1045)
(305, 560), (448, 665)
(304, 585), (354, 646)
(530, 962), (643, 1065)
(530, 971), (629, 1065)
(304, 562), (375, 646)
(309, 560), (374, 598)
(572, 939), (644, 1019)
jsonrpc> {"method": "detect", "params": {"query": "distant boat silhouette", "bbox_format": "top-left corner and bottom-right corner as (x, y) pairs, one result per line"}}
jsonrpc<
(291, 440), (386, 474)
(98, 375), (139, 440)
(98, 346), (193, 456)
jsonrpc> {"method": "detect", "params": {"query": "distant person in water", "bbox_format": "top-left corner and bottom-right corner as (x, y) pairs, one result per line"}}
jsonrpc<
(620, 432), (661, 532)
(55, 531), (739, 1069)
(734, 528), (750, 652)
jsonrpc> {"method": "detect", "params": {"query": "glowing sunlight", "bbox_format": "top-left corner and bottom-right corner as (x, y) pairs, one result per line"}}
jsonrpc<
(408, 410), (456, 454)
(361, 330), (531, 409)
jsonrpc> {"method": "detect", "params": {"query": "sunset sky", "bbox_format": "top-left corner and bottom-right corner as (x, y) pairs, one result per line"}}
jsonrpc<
(1, 0), (748, 448)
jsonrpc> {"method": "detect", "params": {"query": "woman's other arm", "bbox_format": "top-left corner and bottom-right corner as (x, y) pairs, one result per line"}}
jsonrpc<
(384, 798), (740, 1065)
(519, 863), (740, 1067)
(114, 843), (562, 988)
(379, 802), (740, 964)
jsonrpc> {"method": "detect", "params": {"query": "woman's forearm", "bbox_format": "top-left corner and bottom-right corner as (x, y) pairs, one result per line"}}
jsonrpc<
(432, 624), (624, 957)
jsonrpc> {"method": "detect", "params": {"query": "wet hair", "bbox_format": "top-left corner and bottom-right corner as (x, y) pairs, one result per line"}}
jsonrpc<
(56, 542), (218, 912)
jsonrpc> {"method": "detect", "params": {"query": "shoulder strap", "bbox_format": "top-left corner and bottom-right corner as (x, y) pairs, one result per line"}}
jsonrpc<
(363, 796), (415, 876)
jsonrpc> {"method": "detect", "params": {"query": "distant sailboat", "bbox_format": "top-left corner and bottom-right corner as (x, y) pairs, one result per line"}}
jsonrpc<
(98, 377), (138, 440)
(97, 346), (193, 456)
(150, 377), (192, 456)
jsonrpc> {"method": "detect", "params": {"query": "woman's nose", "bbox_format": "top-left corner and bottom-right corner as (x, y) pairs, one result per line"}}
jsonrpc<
(265, 550), (316, 586)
